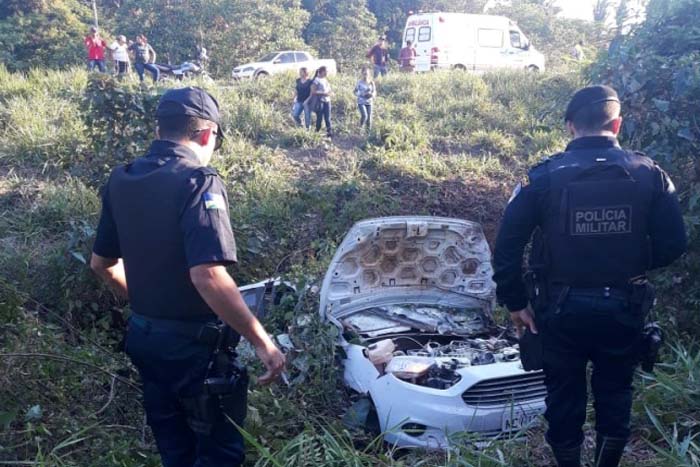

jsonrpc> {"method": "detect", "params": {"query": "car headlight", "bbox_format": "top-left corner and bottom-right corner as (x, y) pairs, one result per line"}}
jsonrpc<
(386, 356), (462, 389)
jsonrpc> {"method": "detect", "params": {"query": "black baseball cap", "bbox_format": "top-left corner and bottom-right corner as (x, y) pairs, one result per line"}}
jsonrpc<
(156, 87), (225, 144)
(565, 85), (620, 122)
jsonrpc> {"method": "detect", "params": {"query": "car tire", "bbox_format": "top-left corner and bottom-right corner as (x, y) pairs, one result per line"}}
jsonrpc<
(527, 65), (540, 73)
(453, 64), (467, 71)
(255, 71), (269, 80)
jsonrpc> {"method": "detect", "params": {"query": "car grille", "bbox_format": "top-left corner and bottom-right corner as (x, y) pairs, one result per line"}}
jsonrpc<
(462, 372), (547, 407)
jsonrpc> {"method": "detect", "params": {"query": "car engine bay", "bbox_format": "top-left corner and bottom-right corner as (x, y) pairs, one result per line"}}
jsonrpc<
(356, 331), (521, 390)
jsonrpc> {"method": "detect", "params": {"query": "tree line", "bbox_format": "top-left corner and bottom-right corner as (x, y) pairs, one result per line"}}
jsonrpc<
(1, 0), (606, 77)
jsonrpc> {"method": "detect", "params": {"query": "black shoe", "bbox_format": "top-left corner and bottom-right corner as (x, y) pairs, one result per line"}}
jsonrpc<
(551, 444), (581, 467)
(594, 435), (626, 467)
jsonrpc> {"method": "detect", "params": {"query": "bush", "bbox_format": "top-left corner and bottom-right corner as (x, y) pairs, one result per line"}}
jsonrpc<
(594, 0), (700, 337)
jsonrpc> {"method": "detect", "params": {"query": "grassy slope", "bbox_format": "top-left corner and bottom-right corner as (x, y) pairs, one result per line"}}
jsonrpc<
(1, 68), (696, 466)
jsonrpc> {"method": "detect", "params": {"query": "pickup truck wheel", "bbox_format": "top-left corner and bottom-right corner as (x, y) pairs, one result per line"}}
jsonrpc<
(453, 64), (467, 71)
(255, 71), (269, 80)
(527, 65), (540, 73)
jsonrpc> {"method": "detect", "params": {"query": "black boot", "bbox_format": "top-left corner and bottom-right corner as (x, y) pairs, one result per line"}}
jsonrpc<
(551, 443), (582, 467)
(594, 435), (626, 467)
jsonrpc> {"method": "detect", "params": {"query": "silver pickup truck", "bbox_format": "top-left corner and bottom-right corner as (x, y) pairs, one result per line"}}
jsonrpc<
(232, 51), (337, 80)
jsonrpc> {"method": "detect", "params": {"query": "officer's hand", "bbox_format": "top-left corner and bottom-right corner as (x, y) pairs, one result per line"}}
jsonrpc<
(255, 342), (286, 385)
(511, 308), (538, 338)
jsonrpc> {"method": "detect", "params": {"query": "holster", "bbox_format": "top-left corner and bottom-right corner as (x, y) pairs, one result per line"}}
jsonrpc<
(519, 270), (545, 371)
(519, 328), (543, 371)
(629, 278), (656, 318)
(179, 323), (249, 436)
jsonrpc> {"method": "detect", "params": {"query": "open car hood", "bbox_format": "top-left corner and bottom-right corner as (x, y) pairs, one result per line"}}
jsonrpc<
(319, 217), (496, 334)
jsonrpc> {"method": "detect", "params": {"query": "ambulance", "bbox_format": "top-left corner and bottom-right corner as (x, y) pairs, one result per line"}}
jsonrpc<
(403, 13), (546, 72)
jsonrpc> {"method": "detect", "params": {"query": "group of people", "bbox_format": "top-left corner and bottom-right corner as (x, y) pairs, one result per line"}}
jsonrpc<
(90, 83), (687, 467)
(84, 26), (159, 82)
(291, 65), (376, 137)
(367, 35), (419, 77)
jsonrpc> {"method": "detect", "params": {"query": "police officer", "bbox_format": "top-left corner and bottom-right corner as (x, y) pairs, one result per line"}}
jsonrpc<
(90, 87), (285, 467)
(492, 85), (686, 467)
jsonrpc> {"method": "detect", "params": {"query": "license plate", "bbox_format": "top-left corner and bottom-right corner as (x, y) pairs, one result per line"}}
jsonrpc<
(502, 409), (541, 432)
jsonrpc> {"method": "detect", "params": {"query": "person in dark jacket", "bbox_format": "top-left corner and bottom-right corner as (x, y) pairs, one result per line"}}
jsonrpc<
(492, 85), (686, 467)
(292, 67), (312, 129)
(129, 34), (159, 82)
(90, 87), (285, 467)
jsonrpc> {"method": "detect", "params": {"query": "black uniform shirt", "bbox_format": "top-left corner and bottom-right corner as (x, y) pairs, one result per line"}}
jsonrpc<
(93, 140), (237, 320)
(493, 136), (686, 312)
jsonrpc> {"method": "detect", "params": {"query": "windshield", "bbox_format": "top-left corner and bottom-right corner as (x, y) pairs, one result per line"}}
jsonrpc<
(342, 303), (492, 337)
(258, 52), (279, 62)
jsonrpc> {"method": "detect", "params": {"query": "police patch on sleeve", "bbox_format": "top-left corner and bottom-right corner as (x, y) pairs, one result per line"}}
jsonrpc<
(203, 192), (226, 210)
(571, 205), (632, 235)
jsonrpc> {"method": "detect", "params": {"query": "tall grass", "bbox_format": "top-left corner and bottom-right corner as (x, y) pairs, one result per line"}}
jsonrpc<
(5, 67), (692, 467)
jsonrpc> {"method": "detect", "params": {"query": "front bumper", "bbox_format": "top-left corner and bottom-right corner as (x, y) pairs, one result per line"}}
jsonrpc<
(344, 344), (547, 449)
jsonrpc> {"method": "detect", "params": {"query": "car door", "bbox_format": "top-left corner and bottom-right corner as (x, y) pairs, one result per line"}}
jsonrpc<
(503, 30), (529, 69)
(445, 18), (475, 70)
(474, 27), (506, 71)
(274, 52), (297, 73)
(295, 52), (309, 66)
(405, 17), (433, 72)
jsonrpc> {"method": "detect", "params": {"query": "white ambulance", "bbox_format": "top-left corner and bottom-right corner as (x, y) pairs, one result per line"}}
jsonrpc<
(403, 13), (546, 73)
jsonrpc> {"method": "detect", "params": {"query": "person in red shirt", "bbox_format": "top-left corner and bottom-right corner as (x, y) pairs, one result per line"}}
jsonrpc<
(85, 26), (107, 73)
(399, 40), (417, 72)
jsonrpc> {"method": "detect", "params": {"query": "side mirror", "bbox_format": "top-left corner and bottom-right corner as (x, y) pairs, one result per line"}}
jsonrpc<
(524, 41), (531, 51)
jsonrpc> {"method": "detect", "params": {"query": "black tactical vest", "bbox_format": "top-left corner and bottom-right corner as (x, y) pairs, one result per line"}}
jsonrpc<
(108, 151), (218, 321)
(531, 146), (657, 288)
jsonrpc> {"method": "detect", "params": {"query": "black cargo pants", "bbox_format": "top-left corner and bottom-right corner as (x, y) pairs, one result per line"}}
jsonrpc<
(537, 288), (644, 449)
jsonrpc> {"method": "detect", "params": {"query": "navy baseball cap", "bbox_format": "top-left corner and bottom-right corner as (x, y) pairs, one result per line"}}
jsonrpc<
(156, 87), (225, 143)
(565, 85), (620, 122)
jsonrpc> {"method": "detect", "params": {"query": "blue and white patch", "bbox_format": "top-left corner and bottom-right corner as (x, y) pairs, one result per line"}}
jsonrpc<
(203, 192), (226, 210)
(508, 183), (522, 204)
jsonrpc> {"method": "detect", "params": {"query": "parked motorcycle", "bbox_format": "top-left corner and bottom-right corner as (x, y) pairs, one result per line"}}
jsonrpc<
(153, 61), (210, 81)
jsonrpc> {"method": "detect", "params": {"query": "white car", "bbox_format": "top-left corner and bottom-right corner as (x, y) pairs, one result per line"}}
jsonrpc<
(403, 13), (546, 73)
(319, 216), (546, 448)
(231, 51), (337, 80)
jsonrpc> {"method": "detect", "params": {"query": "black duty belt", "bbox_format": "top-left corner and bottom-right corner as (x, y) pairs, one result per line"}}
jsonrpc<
(130, 313), (222, 347)
(549, 285), (632, 314)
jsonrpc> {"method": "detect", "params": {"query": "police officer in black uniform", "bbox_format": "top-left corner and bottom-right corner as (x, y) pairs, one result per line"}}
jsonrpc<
(90, 87), (285, 467)
(492, 85), (686, 467)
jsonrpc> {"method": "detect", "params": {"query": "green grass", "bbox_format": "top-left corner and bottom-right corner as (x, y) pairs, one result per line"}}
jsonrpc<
(0, 67), (696, 466)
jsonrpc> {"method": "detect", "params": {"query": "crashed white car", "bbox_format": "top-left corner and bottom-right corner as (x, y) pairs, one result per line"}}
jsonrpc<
(319, 216), (546, 448)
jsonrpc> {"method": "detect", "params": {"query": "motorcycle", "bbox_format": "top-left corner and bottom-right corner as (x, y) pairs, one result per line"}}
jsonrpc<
(154, 60), (210, 81)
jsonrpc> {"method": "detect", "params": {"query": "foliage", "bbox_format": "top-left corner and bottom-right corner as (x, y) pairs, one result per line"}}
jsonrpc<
(594, 0), (700, 335)
(110, 0), (310, 77)
(304, 0), (378, 72)
(0, 38), (697, 463)
(488, 0), (608, 71)
(0, 0), (92, 72)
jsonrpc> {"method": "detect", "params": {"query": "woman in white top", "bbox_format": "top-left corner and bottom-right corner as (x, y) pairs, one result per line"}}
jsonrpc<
(354, 66), (376, 131)
(109, 35), (130, 76)
(310, 66), (333, 137)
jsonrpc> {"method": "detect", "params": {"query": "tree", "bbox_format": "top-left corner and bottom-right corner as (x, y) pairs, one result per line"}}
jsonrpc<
(304, 0), (377, 71)
(489, 0), (605, 70)
(110, 0), (309, 76)
(0, 0), (92, 71)
(593, 0), (617, 24)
